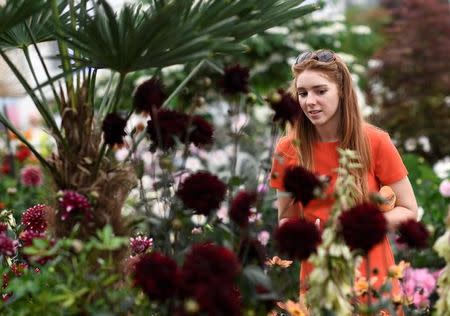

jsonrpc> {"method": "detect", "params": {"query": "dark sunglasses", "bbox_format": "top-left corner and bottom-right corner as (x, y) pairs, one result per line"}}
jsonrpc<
(295, 50), (335, 64)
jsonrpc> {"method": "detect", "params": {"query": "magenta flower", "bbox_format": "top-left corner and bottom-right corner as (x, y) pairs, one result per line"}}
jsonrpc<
(0, 234), (18, 257)
(58, 190), (92, 221)
(130, 236), (153, 256)
(402, 267), (437, 308)
(20, 166), (43, 187)
(439, 179), (450, 198)
(21, 204), (47, 233)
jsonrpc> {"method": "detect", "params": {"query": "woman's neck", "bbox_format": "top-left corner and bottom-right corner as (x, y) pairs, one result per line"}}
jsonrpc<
(315, 123), (339, 142)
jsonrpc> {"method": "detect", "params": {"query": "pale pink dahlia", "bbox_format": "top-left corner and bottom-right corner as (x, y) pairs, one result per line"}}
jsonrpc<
(21, 204), (47, 233)
(58, 190), (92, 221)
(20, 166), (43, 187)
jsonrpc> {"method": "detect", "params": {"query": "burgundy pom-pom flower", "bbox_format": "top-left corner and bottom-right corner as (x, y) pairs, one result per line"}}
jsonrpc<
(130, 236), (153, 256)
(283, 166), (323, 206)
(189, 280), (242, 316)
(0, 223), (7, 234)
(133, 78), (166, 113)
(176, 172), (227, 216)
(229, 191), (257, 227)
(274, 218), (322, 261)
(182, 243), (240, 285)
(338, 202), (387, 253)
(146, 109), (189, 151)
(19, 230), (53, 265)
(0, 234), (18, 257)
(397, 219), (429, 249)
(20, 166), (43, 187)
(21, 204), (47, 233)
(101, 112), (127, 146)
(132, 252), (181, 302)
(58, 190), (92, 221)
(189, 115), (214, 147)
(220, 64), (250, 95)
(268, 89), (301, 125)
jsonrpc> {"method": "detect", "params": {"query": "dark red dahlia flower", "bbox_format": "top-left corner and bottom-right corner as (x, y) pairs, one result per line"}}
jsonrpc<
(189, 115), (214, 147)
(190, 279), (242, 316)
(182, 243), (240, 285)
(283, 166), (323, 206)
(229, 191), (257, 227)
(58, 190), (92, 221)
(268, 89), (301, 125)
(274, 218), (322, 261)
(238, 237), (267, 267)
(101, 112), (127, 146)
(133, 78), (167, 113)
(21, 204), (47, 233)
(397, 219), (429, 249)
(220, 64), (250, 95)
(338, 202), (387, 253)
(132, 252), (181, 302)
(146, 109), (189, 151)
(176, 172), (226, 216)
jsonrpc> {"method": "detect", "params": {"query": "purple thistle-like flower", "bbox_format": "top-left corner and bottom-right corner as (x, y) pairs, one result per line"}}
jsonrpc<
(0, 234), (18, 257)
(102, 112), (127, 146)
(21, 204), (47, 233)
(58, 190), (92, 221)
(130, 236), (153, 256)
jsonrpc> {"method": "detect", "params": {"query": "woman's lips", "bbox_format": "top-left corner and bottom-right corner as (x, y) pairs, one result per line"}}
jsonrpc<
(309, 110), (322, 118)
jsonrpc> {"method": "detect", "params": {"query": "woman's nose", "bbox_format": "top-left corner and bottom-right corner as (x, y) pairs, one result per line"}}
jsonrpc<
(305, 93), (317, 105)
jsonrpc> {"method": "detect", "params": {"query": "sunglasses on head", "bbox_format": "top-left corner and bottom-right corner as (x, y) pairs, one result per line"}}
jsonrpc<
(295, 49), (335, 64)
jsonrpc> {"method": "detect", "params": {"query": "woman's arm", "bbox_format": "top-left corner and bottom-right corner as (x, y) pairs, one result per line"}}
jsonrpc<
(383, 176), (418, 230)
(276, 191), (300, 226)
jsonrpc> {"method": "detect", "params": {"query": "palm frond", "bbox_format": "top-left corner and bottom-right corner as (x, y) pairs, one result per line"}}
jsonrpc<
(55, 0), (320, 74)
(0, 0), (47, 34)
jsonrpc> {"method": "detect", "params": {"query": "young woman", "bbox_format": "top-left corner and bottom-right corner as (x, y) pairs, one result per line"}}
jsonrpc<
(270, 49), (418, 294)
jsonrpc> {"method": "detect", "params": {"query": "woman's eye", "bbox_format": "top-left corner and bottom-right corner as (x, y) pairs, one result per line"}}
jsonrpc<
(298, 91), (307, 97)
(318, 90), (327, 95)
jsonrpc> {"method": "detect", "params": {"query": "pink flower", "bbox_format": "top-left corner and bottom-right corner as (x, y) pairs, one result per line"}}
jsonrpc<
(257, 231), (270, 246)
(20, 166), (43, 187)
(0, 234), (18, 257)
(439, 179), (450, 198)
(58, 190), (92, 221)
(130, 236), (153, 256)
(21, 204), (47, 233)
(401, 268), (437, 308)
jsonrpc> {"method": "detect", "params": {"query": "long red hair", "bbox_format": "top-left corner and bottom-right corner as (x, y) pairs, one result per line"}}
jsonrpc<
(288, 51), (371, 202)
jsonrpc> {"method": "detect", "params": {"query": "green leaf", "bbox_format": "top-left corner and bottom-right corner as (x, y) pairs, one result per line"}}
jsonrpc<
(0, 0), (47, 34)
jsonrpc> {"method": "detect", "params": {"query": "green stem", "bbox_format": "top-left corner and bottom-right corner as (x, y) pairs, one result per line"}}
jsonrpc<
(161, 60), (206, 108)
(22, 47), (48, 107)
(111, 73), (126, 113)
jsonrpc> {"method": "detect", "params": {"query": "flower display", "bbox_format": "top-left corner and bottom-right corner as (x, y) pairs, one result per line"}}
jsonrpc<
(397, 219), (429, 249)
(176, 172), (227, 216)
(274, 218), (322, 261)
(20, 166), (43, 187)
(338, 202), (387, 253)
(283, 166), (323, 206)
